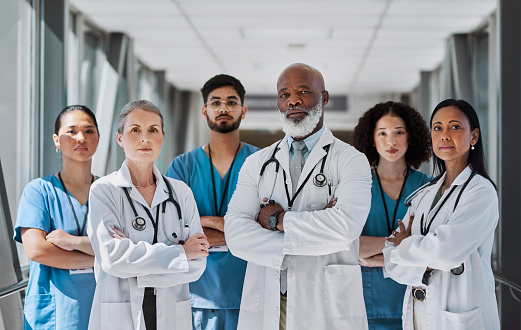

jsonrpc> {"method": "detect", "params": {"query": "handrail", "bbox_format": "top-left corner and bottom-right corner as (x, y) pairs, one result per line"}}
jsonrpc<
(494, 274), (521, 293)
(0, 279), (28, 299)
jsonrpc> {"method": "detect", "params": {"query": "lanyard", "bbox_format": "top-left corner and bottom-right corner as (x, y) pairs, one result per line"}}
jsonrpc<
(58, 172), (93, 236)
(282, 144), (330, 210)
(374, 167), (410, 235)
(208, 143), (241, 216)
(123, 187), (160, 244)
(419, 170), (476, 236)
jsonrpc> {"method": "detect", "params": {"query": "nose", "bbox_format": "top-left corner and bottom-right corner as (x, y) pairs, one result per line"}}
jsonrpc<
(76, 131), (86, 143)
(387, 134), (396, 145)
(288, 94), (302, 107)
(218, 101), (230, 113)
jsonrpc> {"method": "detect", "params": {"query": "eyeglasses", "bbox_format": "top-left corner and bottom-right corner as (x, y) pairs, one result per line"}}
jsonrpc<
(204, 100), (242, 112)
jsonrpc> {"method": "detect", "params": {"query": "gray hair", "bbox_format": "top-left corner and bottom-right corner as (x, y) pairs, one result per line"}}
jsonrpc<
(117, 100), (164, 134)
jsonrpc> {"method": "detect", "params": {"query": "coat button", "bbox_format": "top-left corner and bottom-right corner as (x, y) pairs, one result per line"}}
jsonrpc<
(285, 179), (291, 185)
(132, 311), (138, 317)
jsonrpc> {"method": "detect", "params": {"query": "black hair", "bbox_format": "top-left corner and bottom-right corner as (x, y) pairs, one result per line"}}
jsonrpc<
(201, 74), (246, 104)
(54, 105), (99, 135)
(351, 101), (431, 169)
(430, 99), (496, 189)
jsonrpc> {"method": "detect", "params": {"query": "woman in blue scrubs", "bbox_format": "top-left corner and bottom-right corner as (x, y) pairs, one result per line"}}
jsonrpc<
(351, 101), (431, 329)
(14, 105), (99, 329)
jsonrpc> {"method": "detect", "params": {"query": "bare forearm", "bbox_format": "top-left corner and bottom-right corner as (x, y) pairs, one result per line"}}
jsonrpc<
(28, 243), (94, 269)
(72, 236), (95, 256)
(359, 254), (384, 267)
(200, 216), (225, 232)
(359, 235), (387, 259)
(203, 227), (226, 247)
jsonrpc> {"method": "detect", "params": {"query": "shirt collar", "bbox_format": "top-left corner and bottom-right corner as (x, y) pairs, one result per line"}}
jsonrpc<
(286, 126), (325, 152)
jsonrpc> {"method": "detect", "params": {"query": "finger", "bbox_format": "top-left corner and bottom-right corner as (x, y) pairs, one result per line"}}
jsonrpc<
(398, 220), (405, 232)
(407, 214), (415, 234)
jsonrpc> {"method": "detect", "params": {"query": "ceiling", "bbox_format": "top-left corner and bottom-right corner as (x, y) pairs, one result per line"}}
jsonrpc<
(70, 0), (496, 95)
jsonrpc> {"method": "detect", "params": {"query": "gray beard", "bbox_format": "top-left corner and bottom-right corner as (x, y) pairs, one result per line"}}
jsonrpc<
(279, 103), (323, 139)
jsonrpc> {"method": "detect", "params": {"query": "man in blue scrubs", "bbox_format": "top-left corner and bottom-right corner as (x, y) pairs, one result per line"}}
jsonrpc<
(166, 74), (258, 330)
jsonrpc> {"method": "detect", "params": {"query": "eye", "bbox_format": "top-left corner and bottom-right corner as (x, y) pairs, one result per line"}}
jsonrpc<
(432, 126), (441, 131)
(227, 100), (238, 106)
(86, 129), (96, 134)
(377, 131), (386, 136)
(131, 128), (139, 133)
(210, 101), (222, 107)
(67, 130), (76, 134)
(279, 93), (288, 98)
(396, 130), (405, 135)
(301, 90), (310, 94)
(150, 127), (158, 133)
(450, 124), (461, 130)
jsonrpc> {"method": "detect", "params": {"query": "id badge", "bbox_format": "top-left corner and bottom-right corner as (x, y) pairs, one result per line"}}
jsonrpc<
(208, 244), (228, 252)
(69, 267), (94, 275)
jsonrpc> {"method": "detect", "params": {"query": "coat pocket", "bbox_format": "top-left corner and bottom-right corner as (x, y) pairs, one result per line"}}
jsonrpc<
(440, 308), (485, 330)
(175, 300), (192, 329)
(24, 294), (56, 329)
(101, 302), (134, 329)
(323, 264), (366, 318)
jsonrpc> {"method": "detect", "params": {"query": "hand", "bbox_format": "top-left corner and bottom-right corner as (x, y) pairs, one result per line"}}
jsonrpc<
(182, 233), (209, 260)
(109, 226), (127, 240)
(324, 197), (337, 209)
(46, 229), (77, 251)
(257, 198), (285, 231)
(387, 214), (414, 247)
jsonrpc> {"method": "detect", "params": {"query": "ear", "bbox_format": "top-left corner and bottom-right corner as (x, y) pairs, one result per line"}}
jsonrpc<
(53, 134), (60, 150)
(471, 127), (480, 146)
(321, 90), (330, 106)
(202, 106), (208, 121)
(116, 132), (124, 148)
(241, 105), (248, 120)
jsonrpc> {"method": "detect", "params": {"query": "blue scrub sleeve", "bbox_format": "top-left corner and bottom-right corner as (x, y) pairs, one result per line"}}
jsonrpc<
(166, 155), (189, 184)
(14, 180), (52, 243)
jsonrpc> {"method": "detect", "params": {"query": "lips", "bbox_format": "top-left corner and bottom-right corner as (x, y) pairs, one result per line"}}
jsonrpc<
(75, 146), (88, 151)
(386, 148), (398, 154)
(216, 115), (233, 121)
(138, 147), (152, 152)
(439, 145), (454, 150)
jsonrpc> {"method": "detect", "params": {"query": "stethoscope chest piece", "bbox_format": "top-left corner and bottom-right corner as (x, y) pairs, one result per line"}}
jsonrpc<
(313, 173), (327, 187)
(132, 216), (146, 231)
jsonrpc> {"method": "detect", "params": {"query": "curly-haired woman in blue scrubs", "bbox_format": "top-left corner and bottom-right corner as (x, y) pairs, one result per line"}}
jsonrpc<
(14, 105), (99, 329)
(351, 101), (431, 329)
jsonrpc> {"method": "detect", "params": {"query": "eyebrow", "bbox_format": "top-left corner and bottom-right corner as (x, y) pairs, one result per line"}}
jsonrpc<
(376, 126), (405, 130)
(432, 120), (463, 125)
(66, 124), (96, 128)
(210, 95), (239, 100)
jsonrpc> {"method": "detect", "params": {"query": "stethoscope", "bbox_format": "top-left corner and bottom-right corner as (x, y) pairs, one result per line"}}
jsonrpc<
(402, 169), (477, 276)
(122, 175), (187, 244)
(258, 140), (331, 210)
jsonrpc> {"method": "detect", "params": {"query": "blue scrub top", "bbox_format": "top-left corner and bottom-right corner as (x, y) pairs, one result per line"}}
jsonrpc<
(14, 175), (96, 330)
(361, 169), (431, 322)
(166, 143), (259, 309)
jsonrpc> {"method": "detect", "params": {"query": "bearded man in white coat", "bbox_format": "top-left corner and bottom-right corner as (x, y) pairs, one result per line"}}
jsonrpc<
(224, 63), (372, 329)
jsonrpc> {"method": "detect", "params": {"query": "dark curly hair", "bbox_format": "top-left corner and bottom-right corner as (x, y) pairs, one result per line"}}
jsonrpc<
(351, 101), (431, 169)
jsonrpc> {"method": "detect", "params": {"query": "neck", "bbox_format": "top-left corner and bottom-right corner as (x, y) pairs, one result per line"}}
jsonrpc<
(126, 159), (156, 187)
(207, 129), (241, 156)
(60, 159), (93, 185)
(443, 160), (468, 187)
(376, 157), (408, 180)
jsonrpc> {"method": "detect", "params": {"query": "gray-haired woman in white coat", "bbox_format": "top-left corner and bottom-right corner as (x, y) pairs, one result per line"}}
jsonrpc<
(88, 100), (208, 330)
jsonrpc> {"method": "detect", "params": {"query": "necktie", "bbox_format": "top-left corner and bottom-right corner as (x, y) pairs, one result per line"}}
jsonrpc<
(290, 141), (306, 194)
(281, 140), (306, 295)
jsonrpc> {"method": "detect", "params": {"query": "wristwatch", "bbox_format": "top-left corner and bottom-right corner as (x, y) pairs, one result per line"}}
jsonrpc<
(269, 210), (283, 231)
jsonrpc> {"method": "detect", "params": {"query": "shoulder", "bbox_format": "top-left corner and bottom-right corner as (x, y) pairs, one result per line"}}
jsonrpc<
(90, 171), (119, 194)
(409, 169), (432, 186)
(469, 174), (497, 197)
(170, 147), (203, 167)
(21, 175), (56, 199)
(330, 137), (370, 167)
(163, 176), (195, 200)
(242, 142), (260, 155)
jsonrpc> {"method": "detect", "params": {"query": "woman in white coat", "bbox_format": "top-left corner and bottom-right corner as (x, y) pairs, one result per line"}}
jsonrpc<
(383, 99), (500, 330)
(88, 100), (208, 330)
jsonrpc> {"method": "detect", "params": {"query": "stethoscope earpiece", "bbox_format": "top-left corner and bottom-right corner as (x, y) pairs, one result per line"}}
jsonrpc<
(132, 216), (147, 231)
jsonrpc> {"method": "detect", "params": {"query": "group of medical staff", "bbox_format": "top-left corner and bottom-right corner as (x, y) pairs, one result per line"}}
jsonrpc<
(13, 63), (499, 330)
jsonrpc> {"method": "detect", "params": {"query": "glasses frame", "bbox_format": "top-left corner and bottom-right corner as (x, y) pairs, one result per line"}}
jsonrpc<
(204, 100), (243, 112)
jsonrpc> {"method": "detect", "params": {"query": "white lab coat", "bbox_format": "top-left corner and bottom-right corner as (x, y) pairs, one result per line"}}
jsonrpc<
(383, 166), (500, 330)
(224, 127), (372, 330)
(87, 161), (206, 330)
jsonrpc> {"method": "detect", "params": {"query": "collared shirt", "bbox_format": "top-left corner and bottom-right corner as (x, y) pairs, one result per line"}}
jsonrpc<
(286, 126), (325, 162)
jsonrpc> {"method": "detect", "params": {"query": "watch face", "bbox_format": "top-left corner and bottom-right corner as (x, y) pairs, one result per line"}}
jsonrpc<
(269, 215), (277, 230)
